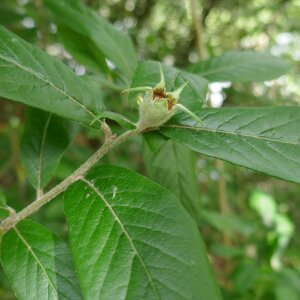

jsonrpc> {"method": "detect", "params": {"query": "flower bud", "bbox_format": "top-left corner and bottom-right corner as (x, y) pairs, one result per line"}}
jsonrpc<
(122, 64), (203, 131)
(136, 65), (187, 130)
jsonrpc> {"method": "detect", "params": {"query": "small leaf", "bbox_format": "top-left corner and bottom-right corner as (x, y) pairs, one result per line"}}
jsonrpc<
(64, 165), (221, 300)
(45, 0), (137, 78)
(1, 220), (82, 300)
(188, 51), (291, 82)
(91, 111), (136, 129)
(20, 108), (78, 190)
(0, 26), (105, 126)
(160, 107), (300, 184)
(130, 60), (208, 111)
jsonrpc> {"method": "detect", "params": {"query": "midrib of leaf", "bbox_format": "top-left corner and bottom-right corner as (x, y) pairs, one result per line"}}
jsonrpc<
(162, 124), (300, 146)
(80, 177), (161, 300)
(0, 53), (97, 120)
(37, 114), (52, 192)
(14, 227), (58, 297)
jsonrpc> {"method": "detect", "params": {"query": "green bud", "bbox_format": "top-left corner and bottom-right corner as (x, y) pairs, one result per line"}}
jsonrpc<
(136, 64), (187, 130)
(122, 63), (203, 131)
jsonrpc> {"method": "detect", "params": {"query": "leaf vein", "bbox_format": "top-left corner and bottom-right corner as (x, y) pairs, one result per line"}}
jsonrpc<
(80, 177), (161, 300)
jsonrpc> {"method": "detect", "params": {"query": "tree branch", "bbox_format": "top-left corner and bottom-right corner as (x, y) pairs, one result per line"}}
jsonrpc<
(0, 128), (140, 233)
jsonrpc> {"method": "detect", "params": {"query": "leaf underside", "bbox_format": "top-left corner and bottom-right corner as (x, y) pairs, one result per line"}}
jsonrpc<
(160, 107), (300, 184)
(143, 139), (202, 220)
(21, 107), (77, 189)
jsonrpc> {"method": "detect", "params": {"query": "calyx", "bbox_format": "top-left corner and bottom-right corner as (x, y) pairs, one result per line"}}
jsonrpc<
(123, 64), (203, 131)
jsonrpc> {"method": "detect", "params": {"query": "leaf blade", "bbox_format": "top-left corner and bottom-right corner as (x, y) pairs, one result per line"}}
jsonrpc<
(64, 165), (221, 300)
(20, 108), (78, 189)
(160, 107), (300, 184)
(56, 25), (109, 74)
(143, 139), (202, 220)
(1, 220), (82, 300)
(0, 25), (104, 126)
(188, 51), (291, 82)
(45, 0), (137, 78)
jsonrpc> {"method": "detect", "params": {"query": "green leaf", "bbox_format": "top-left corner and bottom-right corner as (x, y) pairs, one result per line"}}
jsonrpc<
(64, 165), (221, 300)
(1, 220), (82, 300)
(200, 210), (255, 236)
(91, 111), (136, 129)
(0, 2), (24, 26)
(188, 51), (291, 82)
(45, 0), (137, 78)
(130, 60), (208, 111)
(20, 108), (78, 190)
(57, 25), (109, 74)
(232, 261), (260, 293)
(160, 107), (300, 184)
(143, 139), (202, 220)
(0, 26), (104, 126)
(210, 244), (244, 259)
(143, 131), (169, 153)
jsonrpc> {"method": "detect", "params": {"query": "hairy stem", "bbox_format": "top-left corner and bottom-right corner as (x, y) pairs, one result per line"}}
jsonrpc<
(0, 128), (140, 233)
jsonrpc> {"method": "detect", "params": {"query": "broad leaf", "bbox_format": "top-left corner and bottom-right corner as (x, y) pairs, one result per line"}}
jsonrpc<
(130, 60), (208, 111)
(143, 131), (168, 153)
(64, 165), (221, 300)
(188, 51), (291, 82)
(143, 139), (202, 220)
(0, 26), (104, 126)
(160, 107), (300, 184)
(21, 108), (77, 190)
(57, 25), (109, 74)
(45, 0), (137, 78)
(1, 220), (82, 300)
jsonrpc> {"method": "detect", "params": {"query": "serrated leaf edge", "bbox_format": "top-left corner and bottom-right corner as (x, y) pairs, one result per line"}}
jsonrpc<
(80, 177), (161, 299)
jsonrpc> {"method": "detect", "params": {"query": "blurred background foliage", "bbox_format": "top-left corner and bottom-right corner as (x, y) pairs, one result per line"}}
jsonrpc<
(0, 0), (300, 299)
